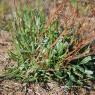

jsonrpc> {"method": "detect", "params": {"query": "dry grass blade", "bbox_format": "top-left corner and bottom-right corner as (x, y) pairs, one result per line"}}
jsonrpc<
(67, 52), (95, 62)
(46, 2), (64, 30)
(50, 28), (68, 48)
(64, 31), (95, 61)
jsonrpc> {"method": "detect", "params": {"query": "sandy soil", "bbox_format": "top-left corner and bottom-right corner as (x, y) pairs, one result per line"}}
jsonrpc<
(0, 0), (95, 95)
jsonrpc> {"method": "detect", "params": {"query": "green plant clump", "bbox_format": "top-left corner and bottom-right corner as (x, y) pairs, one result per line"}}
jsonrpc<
(7, 4), (95, 87)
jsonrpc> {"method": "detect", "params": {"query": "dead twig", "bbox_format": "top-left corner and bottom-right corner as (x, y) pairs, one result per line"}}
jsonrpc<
(65, 52), (95, 62)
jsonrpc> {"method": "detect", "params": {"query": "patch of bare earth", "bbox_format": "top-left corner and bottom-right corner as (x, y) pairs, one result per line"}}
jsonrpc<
(0, 0), (95, 95)
(0, 31), (26, 95)
(0, 31), (12, 76)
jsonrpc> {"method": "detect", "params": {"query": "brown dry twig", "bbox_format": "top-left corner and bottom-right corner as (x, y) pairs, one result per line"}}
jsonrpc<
(64, 31), (95, 62)
(65, 52), (95, 62)
(45, 1), (65, 30)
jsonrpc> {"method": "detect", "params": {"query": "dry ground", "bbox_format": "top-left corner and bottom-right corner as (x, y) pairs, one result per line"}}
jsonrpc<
(0, 0), (95, 95)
